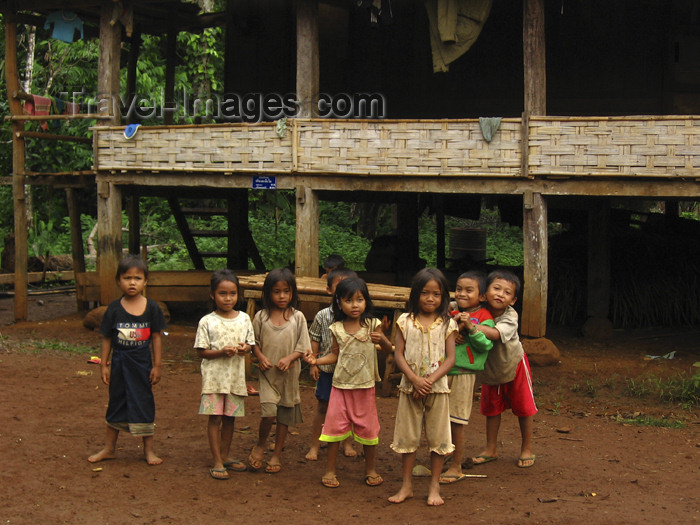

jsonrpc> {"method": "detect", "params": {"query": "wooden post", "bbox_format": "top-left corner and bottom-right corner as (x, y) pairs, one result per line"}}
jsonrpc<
(295, 0), (319, 117)
(396, 194), (420, 285)
(295, 185), (319, 278)
(521, 191), (547, 337)
(228, 190), (249, 269)
(435, 195), (445, 269)
(65, 188), (88, 311)
(128, 194), (140, 255)
(523, 0), (546, 115)
(126, 31), (141, 125)
(5, 15), (28, 321)
(98, 0), (122, 126)
(583, 198), (612, 337)
(521, 0), (547, 337)
(164, 28), (176, 125)
(97, 181), (123, 305)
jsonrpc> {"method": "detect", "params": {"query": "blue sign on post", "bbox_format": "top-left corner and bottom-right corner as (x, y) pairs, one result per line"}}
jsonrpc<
(252, 175), (277, 189)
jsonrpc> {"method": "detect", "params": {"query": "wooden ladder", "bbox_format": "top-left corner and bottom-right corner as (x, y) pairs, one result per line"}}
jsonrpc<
(167, 197), (265, 271)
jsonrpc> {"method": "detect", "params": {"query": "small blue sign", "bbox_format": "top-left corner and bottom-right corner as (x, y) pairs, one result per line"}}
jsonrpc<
(252, 175), (277, 189)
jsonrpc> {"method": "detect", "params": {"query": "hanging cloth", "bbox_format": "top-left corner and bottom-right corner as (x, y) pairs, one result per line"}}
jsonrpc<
(425, 0), (492, 73)
(479, 117), (501, 143)
(44, 11), (84, 43)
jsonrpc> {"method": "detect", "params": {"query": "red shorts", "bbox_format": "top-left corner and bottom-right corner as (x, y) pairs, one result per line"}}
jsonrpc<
(480, 354), (537, 417)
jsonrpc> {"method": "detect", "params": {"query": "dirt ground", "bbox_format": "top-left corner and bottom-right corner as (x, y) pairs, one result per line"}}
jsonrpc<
(0, 292), (699, 524)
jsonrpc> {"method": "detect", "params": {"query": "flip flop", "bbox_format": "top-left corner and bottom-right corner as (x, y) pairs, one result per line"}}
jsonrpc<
(322, 476), (340, 488)
(517, 455), (536, 468)
(246, 385), (259, 395)
(439, 473), (469, 484)
(265, 462), (282, 474)
(224, 460), (247, 472)
(209, 468), (229, 480)
(247, 450), (263, 471)
(365, 474), (384, 486)
(472, 455), (498, 465)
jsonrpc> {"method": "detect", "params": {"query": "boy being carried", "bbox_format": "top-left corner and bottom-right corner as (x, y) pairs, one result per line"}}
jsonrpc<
(439, 271), (494, 484)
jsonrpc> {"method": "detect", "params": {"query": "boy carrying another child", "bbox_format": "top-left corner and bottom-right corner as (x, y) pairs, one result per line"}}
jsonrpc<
(439, 271), (494, 484)
(471, 270), (537, 469)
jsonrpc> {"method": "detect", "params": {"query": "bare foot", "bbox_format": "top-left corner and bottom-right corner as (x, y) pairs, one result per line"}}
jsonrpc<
(427, 482), (444, 506)
(426, 493), (445, 506)
(305, 446), (319, 461)
(343, 444), (357, 458)
(87, 448), (115, 463)
(388, 487), (414, 504)
(145, 451), (163, 465)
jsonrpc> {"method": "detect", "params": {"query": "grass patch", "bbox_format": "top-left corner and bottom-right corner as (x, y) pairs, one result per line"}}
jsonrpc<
(28, 339), (94, 355)
(613, 414), (685, 429)
(625, 369), (700, 409)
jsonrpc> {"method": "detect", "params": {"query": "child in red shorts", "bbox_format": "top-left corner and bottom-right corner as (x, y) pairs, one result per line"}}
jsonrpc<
(471, 270), (537, 469)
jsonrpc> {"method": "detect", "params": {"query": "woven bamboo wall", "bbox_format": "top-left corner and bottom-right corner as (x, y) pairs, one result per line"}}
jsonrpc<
(528, 116), (700, 177)
(294, 119), (522, 176)
(94, 123), (291, 172)
(93, 117), (700, 178)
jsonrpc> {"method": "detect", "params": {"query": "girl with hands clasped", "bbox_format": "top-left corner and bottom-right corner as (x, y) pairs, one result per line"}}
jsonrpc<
(305, 277), (392, 488)
(194, 270), (255, 480)
(249, 268), (311, 473)
(389, 268), (457, 507)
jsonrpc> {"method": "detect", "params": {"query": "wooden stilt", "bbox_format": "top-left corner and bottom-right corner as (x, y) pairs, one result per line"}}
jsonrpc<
(97, 181), (123, 305)
(295, 0), (319, 117)
(66, 188), (88, 311)
(521, 191), (547, 337)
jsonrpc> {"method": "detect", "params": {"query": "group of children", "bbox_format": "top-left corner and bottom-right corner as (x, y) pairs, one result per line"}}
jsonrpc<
(88, 254), (537, 506)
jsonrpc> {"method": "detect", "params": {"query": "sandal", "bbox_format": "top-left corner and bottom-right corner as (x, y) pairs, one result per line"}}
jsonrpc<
(209, 468), (229, 480)
(265, 462), (282, 474)
(224, 460), (247, 472)
(247, 448), (264, 471)
(365, 474), (384, 486)
(322, 476), (340, 488)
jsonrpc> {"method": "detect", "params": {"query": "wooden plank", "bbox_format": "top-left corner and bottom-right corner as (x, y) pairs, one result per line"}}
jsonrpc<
(521, 192), (547, 337)
(0, 271), (75, 286)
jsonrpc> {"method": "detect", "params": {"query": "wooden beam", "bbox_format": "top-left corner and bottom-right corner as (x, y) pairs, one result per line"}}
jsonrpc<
(295, 0), (319, 117)
(15, 130), (92, 143)
(98, 0), (122, 126)
(295, 185), (319, 277)
(97, 181), (123, 305)
(521, 191), (547, 337)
